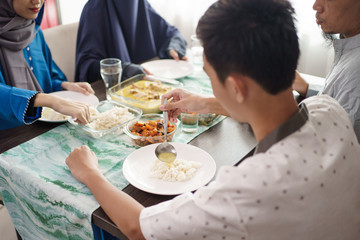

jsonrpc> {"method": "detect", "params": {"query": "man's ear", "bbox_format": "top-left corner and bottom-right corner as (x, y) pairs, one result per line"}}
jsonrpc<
(225, 75), (247, 103)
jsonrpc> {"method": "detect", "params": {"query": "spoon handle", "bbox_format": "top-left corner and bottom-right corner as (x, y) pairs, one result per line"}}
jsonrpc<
(163, 98), (168, 143)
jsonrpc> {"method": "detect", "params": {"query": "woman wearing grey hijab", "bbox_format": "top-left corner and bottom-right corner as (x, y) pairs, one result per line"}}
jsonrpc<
(0, 0), (94, 130)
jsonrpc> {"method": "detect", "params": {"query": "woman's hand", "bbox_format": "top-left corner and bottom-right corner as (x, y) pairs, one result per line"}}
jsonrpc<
(34, 93), (91, 124)
(61, 82), (95, 96)
(65, 145), (101, 185)
(169, 49), (188, 61)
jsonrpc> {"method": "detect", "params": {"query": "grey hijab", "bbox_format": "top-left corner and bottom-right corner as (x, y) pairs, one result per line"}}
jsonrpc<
(0, 0), (42, 91)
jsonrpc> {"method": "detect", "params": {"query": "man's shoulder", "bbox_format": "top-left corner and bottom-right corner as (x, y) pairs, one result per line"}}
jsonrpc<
(303, 95), (346, 115)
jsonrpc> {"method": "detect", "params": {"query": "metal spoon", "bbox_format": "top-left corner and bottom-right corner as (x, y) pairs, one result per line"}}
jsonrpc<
(155, 98), (177, 166)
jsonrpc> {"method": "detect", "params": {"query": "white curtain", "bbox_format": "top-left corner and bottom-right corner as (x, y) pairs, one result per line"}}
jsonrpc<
(149, 0), (333, 78)
(58, 0), (333, 78)
(148, 0), (217, 45)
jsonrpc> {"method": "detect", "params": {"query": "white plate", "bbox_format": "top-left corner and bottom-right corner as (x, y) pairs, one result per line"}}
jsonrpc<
(141, 59), (194, 79)
(123, 142), (216, 195)
(39, 91), (99, 122)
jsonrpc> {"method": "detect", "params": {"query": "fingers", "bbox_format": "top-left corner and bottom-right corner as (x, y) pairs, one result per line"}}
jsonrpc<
(160, 101), (179, 111)
(82, 83), (95, 95)
(63, 82), (95, 96)
(161, 88), (184, 103)
(168, 109), (181, 122)
(181, 56), (188, 61)
(143, 67), (152, 75)
(169, 49), (180, 61)
(71, 102), (90, 125)
(77, 84), (90, 96)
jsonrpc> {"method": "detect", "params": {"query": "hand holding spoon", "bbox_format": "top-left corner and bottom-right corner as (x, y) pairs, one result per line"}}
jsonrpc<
(155, 98), (177, 166)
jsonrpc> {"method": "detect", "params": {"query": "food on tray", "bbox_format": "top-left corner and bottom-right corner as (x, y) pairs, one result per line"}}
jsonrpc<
(111, 80), (175, 113)
(87, 106), (134, 131)
(117, 80), (173, 101)
(150, 158), (202, 182)
(130, 119), (176, 146)
(198, 113), (219, 126)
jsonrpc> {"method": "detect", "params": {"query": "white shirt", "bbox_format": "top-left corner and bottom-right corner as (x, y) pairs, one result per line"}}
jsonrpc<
(139, 95), (360, 240)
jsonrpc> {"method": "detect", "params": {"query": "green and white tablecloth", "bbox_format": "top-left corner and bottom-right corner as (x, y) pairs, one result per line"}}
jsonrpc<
(0, 71), (225, 239)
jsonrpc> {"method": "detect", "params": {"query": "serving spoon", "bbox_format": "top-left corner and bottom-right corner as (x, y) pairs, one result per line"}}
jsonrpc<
(155, 98), (177, 166)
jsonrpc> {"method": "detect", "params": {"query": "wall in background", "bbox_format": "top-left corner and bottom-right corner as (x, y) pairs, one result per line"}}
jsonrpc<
(57, 0), (87, 24)
(57, 0), (333, 78)
(290, 0), (334, 78)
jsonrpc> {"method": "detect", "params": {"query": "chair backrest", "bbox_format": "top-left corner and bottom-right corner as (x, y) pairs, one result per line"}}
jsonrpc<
(43, 22), (79, 82)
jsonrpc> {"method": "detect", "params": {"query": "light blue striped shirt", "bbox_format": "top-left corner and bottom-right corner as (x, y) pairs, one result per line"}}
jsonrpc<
(308, 33), (360, 142)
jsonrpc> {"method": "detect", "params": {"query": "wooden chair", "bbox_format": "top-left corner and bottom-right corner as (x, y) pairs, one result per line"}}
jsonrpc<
(43, 22), (79, 82)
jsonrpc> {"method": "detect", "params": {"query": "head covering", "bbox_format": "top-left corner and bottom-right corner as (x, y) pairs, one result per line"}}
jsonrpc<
(75, 0), (181, 82)
(0, 0), (42, 91)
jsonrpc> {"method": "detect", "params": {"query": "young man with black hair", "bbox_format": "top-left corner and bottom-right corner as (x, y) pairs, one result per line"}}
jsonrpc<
(66, 0), (360, 239)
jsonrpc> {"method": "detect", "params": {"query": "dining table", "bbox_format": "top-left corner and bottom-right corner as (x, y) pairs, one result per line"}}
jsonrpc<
(0, 70), (257, 240)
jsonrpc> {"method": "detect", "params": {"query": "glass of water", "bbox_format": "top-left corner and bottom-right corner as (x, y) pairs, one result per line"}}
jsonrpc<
(100, 58), (122, 100)
(190, 35), (204, 65)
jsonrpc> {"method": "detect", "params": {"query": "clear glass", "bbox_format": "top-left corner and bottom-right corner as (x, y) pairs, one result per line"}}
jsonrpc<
(190, 35), (204, 65)
(100, 58), (122, 100)
(181, 112), (198, 133)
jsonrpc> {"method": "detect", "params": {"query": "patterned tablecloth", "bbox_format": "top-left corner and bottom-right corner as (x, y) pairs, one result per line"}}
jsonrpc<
(0, 71), (225, 239)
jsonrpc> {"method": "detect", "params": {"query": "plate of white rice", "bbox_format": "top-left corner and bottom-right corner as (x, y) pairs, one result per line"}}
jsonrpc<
(123, 142), (216, 195)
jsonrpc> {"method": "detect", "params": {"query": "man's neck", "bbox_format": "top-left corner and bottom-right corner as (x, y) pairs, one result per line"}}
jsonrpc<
(248, 89), (299, 143)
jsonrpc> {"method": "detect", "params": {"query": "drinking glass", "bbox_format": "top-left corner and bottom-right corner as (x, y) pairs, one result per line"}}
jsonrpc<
(181, 112), (198, 133)
(100, 58), (122, 100)
(190, 35), (204, 65)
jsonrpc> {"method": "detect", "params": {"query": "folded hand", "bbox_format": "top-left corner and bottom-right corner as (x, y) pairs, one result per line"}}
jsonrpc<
(66, 145), (100, 184)
(61, 82), (95, 96)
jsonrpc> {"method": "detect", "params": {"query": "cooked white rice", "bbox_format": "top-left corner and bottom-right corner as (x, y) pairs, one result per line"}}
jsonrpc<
(150, 158), (202, 182)
(87, 106), (134, 131)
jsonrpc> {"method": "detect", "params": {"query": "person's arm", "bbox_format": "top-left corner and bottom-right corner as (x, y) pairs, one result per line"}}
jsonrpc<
(0, 83), (41, 129)
(65, 146), (145, 240)
(160, 88), (230, 122)
(145, 1), (187, 61)
(292, 72), (309, 97)
(121, 62), (147, 80)
(34, 93), (91, 124)
(160, 34), (188, 61)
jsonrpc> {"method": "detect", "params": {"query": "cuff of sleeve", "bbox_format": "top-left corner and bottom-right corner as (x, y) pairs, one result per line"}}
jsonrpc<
(159, 34), (187, 59)
(122, 62), (146, 80)
(53, 80), (64, 92)
(306, 83), (321, 98)
(25, 92), (42, 119)
(10, 88), (41, 124)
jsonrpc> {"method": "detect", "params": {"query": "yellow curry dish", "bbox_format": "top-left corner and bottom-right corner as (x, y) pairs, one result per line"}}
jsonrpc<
(110, 77), (180, 113)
